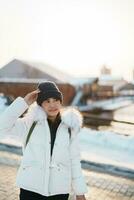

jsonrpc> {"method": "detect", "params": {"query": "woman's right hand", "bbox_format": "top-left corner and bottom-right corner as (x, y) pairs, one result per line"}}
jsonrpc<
(24, 89), (40, 106)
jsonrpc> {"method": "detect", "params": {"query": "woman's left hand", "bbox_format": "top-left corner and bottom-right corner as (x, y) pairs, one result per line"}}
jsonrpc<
(76, 195), (86, 200)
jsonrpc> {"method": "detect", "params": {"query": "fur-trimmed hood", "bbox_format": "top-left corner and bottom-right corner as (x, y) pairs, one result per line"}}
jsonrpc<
(25, 102), (83, 132)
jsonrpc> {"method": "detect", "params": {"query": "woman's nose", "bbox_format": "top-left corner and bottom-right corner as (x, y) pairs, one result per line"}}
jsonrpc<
(49, 102), (56, 107)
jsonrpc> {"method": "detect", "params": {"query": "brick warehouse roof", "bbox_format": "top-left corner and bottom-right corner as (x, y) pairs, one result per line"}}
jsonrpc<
(0, 59), (72, 83)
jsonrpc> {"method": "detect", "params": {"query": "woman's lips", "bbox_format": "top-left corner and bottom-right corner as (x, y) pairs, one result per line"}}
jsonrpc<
(49, 109), (58, 112)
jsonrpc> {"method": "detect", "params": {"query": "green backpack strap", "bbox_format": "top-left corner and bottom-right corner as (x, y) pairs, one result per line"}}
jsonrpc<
(25, 121), (37, 148)
(68, 127), (71, 139)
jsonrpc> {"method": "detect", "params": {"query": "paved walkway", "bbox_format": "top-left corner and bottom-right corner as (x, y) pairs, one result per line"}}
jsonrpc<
(0, 151), (134, 200)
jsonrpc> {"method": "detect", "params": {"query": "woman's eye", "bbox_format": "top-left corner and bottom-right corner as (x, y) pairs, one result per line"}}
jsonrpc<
(52, 98), (58, 102)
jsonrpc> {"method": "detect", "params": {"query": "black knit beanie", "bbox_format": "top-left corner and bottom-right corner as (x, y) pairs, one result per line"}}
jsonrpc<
(36, 81), (63, 106)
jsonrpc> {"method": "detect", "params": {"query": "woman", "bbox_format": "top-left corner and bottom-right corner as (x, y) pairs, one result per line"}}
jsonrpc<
(0, 81), (87, 200)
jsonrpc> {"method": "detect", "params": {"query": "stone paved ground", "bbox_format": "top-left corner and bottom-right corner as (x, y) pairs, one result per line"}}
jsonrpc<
(83, 170), (134, 200)
(0, 151), (134, 200)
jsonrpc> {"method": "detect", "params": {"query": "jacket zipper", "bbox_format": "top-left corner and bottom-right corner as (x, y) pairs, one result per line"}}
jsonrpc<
(47, 121), (63, 195)
(42, 121), (51, 195)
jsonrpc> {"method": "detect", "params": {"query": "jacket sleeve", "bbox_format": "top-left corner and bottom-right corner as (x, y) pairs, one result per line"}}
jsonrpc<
(70, 130), (88, 195)
(0, 97), (32, 143)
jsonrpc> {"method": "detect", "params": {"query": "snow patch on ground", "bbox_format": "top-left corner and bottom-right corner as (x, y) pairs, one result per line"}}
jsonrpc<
(79, 127), (134, 170)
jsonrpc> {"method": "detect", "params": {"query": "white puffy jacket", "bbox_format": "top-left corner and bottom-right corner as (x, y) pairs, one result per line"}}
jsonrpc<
(0, 97), (87, 196)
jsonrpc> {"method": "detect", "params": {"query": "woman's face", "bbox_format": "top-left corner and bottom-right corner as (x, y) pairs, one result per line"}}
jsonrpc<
(41, 98), (62, 118)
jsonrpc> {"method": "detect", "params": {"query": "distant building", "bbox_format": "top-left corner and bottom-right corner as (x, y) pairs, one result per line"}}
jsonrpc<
(100, 65), (111, 75)
(71, 77), (99, 105)
(98, 75), (127, 98)
(132, 69), (134, 80)
(0, 59), (72, 82)
(0, 59), (75, 105)
(117, 82), (134, 96)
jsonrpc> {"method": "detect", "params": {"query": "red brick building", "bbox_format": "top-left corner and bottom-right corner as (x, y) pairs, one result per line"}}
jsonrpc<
(0, 59), (75, 105)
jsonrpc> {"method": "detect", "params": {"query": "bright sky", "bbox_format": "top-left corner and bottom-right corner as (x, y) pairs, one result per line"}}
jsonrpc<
(0, 0), (134, 80)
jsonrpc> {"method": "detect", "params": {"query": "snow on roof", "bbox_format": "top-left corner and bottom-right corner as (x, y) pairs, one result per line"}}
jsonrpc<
(98, 75), (127, 91)
(0, 59), (72, 83)
(119, 83), (134, 91)
(70, 77), (98, 86)
(99, 75), (123, 81)
(0, 77), (52, 83)
(23, 60), (73, 82)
